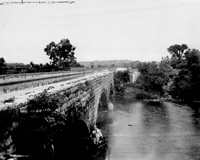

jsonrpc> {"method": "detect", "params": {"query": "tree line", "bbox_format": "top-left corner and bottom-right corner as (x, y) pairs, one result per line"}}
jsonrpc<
(114, 44), (200, 103)
(0, 38), (83, 74)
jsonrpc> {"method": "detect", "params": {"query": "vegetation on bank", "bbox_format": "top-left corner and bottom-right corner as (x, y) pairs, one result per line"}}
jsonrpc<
(114, 70), (130, 96)
(114, 44), (200, 103)
(127, 58), (172, 101)
(0, 43), (199, 158)
(168, 45), (200, 102)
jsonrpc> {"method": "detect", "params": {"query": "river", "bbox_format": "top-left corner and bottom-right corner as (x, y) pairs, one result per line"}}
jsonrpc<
(5, 96), (200, 160)
(92, 97), (200, 160)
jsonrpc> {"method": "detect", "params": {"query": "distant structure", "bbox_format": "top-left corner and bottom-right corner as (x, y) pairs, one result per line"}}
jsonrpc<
(114, 67), (140, 83)
(115, 67), (127, 72)
(128, 68), (140, 83)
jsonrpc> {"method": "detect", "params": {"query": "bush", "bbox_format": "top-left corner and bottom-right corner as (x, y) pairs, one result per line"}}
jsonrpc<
(135, 90), (158, 100)
(11, 89), (67, 157)
(0, 107), (19, 153)
(114, 71), (130, 96)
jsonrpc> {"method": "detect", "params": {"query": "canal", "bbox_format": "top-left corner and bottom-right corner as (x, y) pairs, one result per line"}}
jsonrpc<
(0, 72), (89, 95)
(91, 97), (200, 160)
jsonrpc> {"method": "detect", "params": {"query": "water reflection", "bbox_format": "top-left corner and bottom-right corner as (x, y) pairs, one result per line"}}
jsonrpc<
(141, 102), (172, 159)
(186, 102), (200, 160)
(141, 102), (170, 132)
(189, 102), (200, 133)
(8, 98), (200, 160)
(94, 98), (200, 160)
(93, 105), (114, 160)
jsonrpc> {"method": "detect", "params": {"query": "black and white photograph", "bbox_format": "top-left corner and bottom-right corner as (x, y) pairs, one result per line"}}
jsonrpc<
(0, 0), (200, 159)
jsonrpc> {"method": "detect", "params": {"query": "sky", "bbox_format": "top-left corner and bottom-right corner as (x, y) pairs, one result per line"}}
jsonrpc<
(0, 0), (200, 64)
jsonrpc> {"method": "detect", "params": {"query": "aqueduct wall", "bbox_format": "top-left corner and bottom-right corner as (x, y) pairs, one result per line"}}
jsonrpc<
(0, 71), (114, 132)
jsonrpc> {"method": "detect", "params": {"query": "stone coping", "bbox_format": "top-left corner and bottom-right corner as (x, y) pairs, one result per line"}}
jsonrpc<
(0, 71), (92, 85)
(0, 71), (112, 110)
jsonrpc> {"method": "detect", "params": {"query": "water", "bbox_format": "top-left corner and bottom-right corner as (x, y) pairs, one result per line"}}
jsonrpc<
(0, 73), (84, 94)
(4, 97), (200, 160)
(93, 97), (200, 160)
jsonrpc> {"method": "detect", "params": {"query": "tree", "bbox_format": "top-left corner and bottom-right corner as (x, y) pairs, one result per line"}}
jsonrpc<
(160, 56), (172, 74)
(167, 44), (189, 68)
(134, 61), (170, 99)
(0, 57), (6, 67)
(114, 71), (130, 96)
(0, 57), (6, 74)
(169, 48), (200, 101)
(169, 69), (192, 101)
(44, 39), (77, 70)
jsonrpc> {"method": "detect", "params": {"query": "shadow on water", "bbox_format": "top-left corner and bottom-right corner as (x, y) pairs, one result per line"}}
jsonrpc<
(11, 120), (96, 160)
(141, 101), (170, 132)
(93, 106), (113, 159)
(138, 102), (172, 159)
(52, 119), (102, 160)
(10, 106), (112, 160)
(94, 99), (200, 160)
(9, 99), (200, 160)
(188, 102), (200, 133)
(182, 102), (200, 160)
(53, 107), (112, 160)
(109, 96), (139, 113)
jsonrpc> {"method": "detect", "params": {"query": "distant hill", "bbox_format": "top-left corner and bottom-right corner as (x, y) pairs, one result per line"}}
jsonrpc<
(79, 60), (140, 68)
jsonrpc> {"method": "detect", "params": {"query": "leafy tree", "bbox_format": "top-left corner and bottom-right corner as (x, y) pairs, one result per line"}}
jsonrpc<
(168, 44), (188, 60)
(167, 44), (189, 68)
(43, 63), (54, 72)
(114, 71), (130, 96)
(160, 56), (172, 74)
(0, 57), (6, 67)
(169, 48), (200, 101)
(169, 69), (192, 101)
(0, 57), (7, 74)
(44, 39), (77, 70)
(134, 61), (170, 99)
(30, 61), (34, 68)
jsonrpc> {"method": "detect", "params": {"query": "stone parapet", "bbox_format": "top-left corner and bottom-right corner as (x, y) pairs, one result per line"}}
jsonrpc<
(0, 71), (114, 129)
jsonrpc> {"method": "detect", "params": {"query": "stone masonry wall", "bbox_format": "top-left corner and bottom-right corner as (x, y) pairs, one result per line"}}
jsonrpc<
(58, 71), (114, 128)
(0, 71), (114, 131)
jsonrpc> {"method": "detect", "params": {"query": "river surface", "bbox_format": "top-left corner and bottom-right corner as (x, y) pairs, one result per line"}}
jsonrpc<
(93, 97), (200, 160)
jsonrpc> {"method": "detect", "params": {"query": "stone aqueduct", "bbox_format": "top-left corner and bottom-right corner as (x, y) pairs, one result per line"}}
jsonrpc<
(1, 71), (115, 135)
(57, 71), (114, 133)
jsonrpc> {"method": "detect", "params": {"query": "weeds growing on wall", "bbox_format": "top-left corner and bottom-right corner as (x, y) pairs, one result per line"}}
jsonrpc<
(114, 71), (130, 96)
(1, 82), (95, 159)
(11, 88), (67, 157)
(0, 107), (19, 154)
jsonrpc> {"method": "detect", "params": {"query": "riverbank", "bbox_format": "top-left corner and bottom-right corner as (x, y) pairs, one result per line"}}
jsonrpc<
(120, 85), (200, 108)
(117, 84), (200, 106)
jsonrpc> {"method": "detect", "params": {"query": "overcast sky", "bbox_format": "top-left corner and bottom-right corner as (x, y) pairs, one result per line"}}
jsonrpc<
(0, 0), (200, 64)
